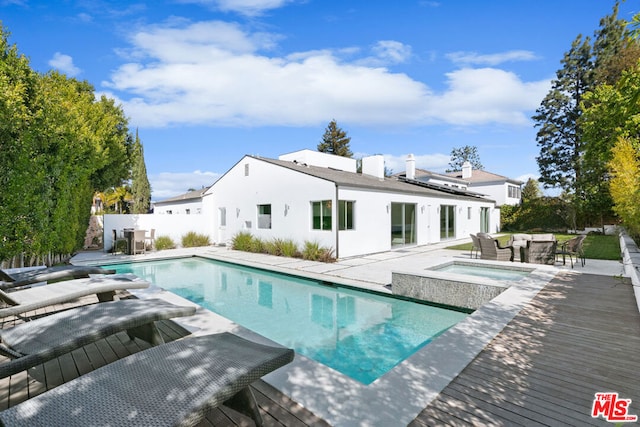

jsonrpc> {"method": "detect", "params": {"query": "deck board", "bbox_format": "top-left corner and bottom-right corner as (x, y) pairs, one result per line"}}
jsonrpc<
(410, 272), (640, 427)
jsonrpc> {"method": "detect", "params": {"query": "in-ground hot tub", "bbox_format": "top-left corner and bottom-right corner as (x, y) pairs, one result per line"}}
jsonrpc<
(392, 260), (535, 310)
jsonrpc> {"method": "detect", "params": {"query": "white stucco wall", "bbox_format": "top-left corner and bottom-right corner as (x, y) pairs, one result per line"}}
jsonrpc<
(103, 213), (211, 251)
(471, 183), (520, 207)
(154, 199), (203, 215)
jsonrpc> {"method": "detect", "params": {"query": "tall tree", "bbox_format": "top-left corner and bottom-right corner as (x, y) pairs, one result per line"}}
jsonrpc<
(533, 34), (593, 193)
(608, 136), (640, 236)
(446, 145), (483, 172)
(521, 178), (542, 202)
(131, 129), (151, 214)
(317, 120), (352, 157)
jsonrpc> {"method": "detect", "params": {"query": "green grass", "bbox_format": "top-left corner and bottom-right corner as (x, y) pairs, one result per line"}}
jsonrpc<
(447, 233), (620, 260)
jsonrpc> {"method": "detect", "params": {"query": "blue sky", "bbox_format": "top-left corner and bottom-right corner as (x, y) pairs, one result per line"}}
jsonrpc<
(2, 0), (637, 200)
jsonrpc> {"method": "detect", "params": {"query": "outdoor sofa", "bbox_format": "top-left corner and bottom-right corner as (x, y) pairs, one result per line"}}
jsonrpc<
(0, 298), (196, 379)
(0, 333), (295, 427)
(0, 265), (116, 290)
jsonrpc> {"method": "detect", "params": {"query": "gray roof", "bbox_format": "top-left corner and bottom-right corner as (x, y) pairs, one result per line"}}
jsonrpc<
(155, 187), (209, 205)
(253, 156), (492, 202)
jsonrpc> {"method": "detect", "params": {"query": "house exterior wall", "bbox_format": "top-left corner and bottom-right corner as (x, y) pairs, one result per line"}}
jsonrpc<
(205, 156), (337, 250)
(469, 182), (520, 207)
(154, 199), (203, 215)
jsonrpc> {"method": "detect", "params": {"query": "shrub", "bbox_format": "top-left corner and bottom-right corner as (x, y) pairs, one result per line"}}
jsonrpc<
(302, 241), (323, 260)
(279, 239), (299, 258)
(181, 231), (211, 248)
(154, 236), (176, 250)
(232, 232), (254, 251)
(250, 236), (266, 253)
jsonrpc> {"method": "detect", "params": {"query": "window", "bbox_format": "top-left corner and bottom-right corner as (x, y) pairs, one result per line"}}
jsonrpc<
(257, 204), (271, 229)
(508, 185), (521, 199)
(312, 200), (332, 230)
(219, 207), (226, 227)
(467, 207), (472, 220)
(244, 163), (250, 176)
(338, 200), (354, 230)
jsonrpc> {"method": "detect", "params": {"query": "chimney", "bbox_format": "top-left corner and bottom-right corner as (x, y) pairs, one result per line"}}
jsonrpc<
(362, 155), (385, 180)
(462, 161), (472, 179)
(406, 154), (416, 180)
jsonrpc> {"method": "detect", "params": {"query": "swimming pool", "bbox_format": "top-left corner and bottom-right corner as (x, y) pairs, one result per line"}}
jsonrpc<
(106, 257), (468, 384)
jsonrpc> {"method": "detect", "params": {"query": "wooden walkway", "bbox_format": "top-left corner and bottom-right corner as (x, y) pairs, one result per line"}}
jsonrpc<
(1, 272), (639, 426)
(410, 272), (640, 426)
(0, 293), (330, 427)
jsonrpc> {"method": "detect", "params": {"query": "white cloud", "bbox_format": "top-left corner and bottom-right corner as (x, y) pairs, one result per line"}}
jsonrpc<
(177, 0), (295, 16)
(150, 170), (220, 200)
(48, 52), (81, 77)
(446, 50), (538, 66)
(104, 20), (550, 129)
(426, 68), (551, 125)
(358, 40), (412, 66)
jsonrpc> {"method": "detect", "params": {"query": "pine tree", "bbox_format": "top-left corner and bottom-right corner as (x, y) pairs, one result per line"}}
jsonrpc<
(130, 129), (151, 214)
(446, 145), (483, 172)
(317, 120), (353, 157)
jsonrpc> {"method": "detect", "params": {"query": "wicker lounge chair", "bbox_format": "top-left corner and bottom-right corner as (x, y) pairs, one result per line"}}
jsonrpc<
(0, 265), (116, 291)
(0, 333), (294, 427)
(0, 274), (150, 318)
(477, 234), (514, 261)
(0, 298), (196, 379)
(520, 240), (557, 265)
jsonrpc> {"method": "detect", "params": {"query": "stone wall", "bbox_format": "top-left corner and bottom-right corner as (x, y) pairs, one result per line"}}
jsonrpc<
(619, 232), (640, 313)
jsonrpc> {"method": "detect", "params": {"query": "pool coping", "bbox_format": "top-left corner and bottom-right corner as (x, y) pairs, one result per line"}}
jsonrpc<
(106, 251), (557, 427)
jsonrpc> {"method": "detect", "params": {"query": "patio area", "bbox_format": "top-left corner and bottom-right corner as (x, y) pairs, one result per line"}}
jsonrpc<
(1, 240), (636, 426)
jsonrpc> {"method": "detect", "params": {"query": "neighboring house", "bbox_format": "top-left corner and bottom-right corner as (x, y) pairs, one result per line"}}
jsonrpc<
(202, 150), (500, 258)
(154, 188), (208, 215)
(404, 159), (523, 207)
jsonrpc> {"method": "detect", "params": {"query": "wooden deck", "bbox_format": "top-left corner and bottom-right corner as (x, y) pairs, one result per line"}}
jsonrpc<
(1, 271), (639, 426)
(0, 293), (330, 426)
(410, 272), (640, 426)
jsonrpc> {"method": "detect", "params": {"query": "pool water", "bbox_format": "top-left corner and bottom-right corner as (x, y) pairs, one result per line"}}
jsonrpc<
(106, 257), (468, 384)
(433, 264), (530, 281)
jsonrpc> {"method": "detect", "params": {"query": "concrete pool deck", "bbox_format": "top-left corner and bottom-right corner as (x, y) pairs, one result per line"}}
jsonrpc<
(71, 240), (628, 426)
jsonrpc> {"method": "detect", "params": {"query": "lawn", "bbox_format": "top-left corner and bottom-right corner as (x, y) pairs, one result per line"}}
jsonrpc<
(447, 233), (621, 260)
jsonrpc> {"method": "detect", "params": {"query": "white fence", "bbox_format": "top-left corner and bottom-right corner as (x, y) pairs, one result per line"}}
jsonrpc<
(103, 214), (212, 252)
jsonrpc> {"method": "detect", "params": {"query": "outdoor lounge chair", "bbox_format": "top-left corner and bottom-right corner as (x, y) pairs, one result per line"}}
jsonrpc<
(0, 274), (150, 318)
(0, 265), (116, 291)
(520, 240), (557, 265)
(0, 333), (295, 427)
(0, 298), (196, 379)
(477, 234), (514, 261)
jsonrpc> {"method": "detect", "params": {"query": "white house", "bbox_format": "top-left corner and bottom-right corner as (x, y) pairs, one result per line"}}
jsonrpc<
(404, 160), (523, 207)
(153, 187), (208, 215)
(202, 150), (500, 258)
(444, 162), (523, 206)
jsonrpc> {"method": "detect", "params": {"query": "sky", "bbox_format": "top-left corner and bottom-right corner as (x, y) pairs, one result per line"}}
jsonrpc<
(2, 0), (638, 200)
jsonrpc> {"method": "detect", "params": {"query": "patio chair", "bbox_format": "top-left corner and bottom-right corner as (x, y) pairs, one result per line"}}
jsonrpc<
(556, 234), (587, 268)
(0, 298), (196, 379)
(0, 274), (150, 318)
(469, 234), (481, 259)
(132, 229), (147, 255)
(111, 229), (128, 255)
(477, 234), (514, 262)
(0, 333), (294, 427)
(520, 240), (557, 265)
(0, 265), (116, 291)
(145, 228), (156, 250)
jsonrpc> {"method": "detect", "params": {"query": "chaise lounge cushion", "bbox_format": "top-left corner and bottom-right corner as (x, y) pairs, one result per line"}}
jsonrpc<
(0, 333), (294, 427)
(0, 265), (116, 290)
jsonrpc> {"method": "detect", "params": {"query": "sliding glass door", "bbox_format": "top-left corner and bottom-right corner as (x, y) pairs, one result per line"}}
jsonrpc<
(440, 205), (455, 240)
(391, 203), (416, 246)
